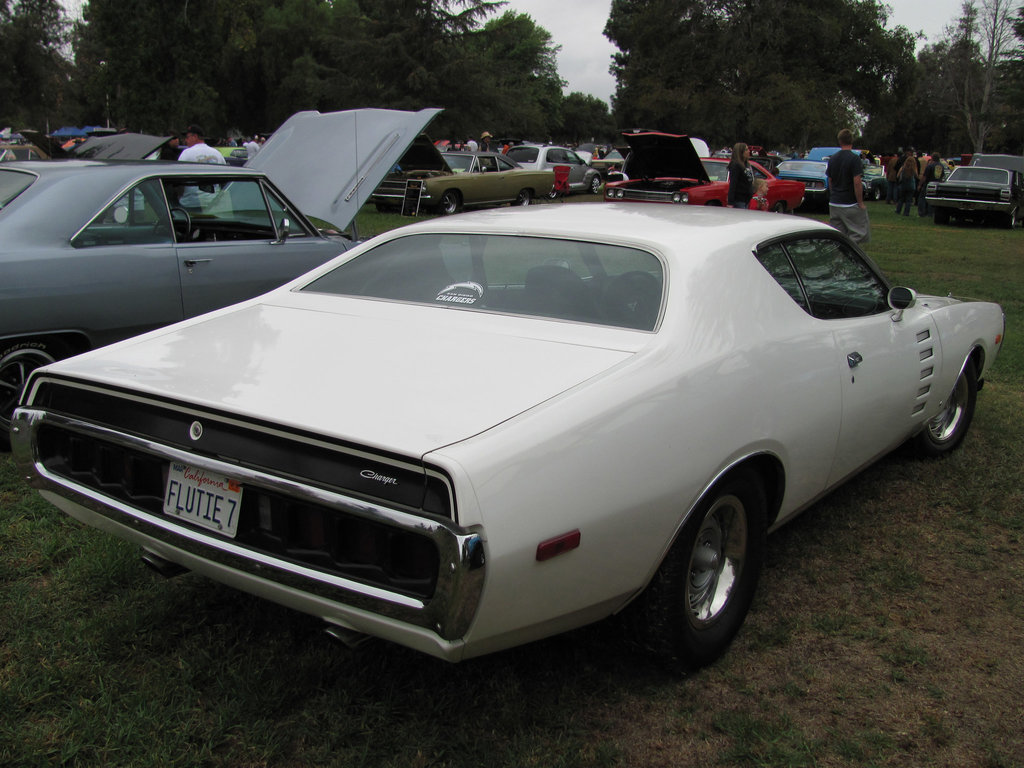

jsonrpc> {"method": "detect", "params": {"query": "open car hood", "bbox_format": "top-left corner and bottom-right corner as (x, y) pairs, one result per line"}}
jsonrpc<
(247, 108), (442, 230)
(621, 132), (710, 182)
(72, 132), (176, 160)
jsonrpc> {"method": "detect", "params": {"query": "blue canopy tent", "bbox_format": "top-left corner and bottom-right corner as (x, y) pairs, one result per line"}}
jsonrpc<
(51, 126), (88, 137)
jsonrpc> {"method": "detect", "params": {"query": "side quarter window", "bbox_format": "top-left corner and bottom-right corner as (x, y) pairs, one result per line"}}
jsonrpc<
(785, 237), (889, 319)
(755, 243), (808, 311)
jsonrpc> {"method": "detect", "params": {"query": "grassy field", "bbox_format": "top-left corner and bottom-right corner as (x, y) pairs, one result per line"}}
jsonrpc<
(2, 199), (1022, 768)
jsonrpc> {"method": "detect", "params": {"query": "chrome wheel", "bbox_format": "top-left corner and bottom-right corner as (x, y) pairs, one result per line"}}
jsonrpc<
(439, 190), (460, 215)
(515, 188), (532, 206)
(1, 345), (60, 434)
(917, 363), (977, 456)
(686, 493), (748, 628)
(637, 468), (766, 670)
(927, 371), (970, 444)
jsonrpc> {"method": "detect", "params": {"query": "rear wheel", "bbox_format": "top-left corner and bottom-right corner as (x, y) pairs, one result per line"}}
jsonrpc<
(916, 363), (977, 456)
(638, 468), (767, 670)
(1, 339), (70, 447)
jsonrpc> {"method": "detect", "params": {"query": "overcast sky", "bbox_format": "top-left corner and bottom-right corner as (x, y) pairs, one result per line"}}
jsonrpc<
(500, 0), (974, 104)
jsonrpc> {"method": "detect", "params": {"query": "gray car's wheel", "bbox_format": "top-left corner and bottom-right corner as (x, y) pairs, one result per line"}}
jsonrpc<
(1, 339), (69, 448)
(515, 188), (533, 206)
(588, 174), (602, 195)
(638, 467), (766, 670)
(916, 362), (977, 457)
(439, 190), (461, 216)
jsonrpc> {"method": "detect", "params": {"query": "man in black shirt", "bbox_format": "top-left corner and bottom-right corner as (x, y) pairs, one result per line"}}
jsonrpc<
(826, 128), (870, 244)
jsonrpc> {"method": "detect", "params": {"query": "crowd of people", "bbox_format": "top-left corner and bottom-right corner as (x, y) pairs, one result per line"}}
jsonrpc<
(886, 148), (947, 218)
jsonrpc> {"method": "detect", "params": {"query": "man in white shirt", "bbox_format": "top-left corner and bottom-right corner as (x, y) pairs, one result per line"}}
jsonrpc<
(176, 125), (225, 210)
(178, 125), (226, 164)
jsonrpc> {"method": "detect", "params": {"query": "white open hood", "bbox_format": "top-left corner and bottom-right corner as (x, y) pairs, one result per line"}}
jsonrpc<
(247, 107), (442, 230)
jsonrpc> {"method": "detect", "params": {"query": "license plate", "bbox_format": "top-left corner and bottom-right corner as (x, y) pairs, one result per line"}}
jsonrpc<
(163, 462), (243, 538)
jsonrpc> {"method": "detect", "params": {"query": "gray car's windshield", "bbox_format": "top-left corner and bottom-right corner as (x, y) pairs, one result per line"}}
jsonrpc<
(301, 233), (665, 330)
(0, 169), (36, 209)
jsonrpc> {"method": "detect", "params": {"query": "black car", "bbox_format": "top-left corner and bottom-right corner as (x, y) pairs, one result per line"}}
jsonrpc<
(925, 154), (1023, 228)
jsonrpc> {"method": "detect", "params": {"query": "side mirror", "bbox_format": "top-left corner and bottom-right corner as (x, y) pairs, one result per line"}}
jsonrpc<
(273, 217), (291, 244)
(888, 286), (916, 310)
(888, 286), (916, 321)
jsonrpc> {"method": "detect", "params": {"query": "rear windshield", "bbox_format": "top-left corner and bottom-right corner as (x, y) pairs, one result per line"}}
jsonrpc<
(507, 147), (539, 164)
(948, 167), (1010, 184)
(0, 169), (35, 209)
(301, 232), (664, 330)
(778, 161), (826, 174)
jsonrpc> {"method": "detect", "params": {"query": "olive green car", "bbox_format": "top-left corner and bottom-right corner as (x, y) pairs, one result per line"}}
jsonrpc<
(371, 144), (554, 215)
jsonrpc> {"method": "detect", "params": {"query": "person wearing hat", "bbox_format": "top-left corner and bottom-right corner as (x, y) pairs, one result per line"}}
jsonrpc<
(178, 124), (226, 164)
(480, 131), (493, 152)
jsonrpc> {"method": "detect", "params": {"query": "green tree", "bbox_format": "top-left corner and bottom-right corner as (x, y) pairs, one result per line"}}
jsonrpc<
(0, 0), (73, 130)
(558, 92), (616, 145)
(604, 0), (916, 150)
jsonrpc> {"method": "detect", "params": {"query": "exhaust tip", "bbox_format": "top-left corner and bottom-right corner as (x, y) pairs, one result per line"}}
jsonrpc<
(324, 623), (371, 650)
(141, 550), (189, 579)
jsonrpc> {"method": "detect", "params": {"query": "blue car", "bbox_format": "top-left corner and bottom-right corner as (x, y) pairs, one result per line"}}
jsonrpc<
(777, 160), (829, 209)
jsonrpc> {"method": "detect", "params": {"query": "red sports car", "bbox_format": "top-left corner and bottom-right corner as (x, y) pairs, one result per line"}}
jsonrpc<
(605, 132), (804, 212)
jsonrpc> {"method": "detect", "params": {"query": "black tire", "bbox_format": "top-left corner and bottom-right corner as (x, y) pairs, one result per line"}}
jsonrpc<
(438, 190), (461, 216)
(638, 467), (767, 670)
(588, 174), (602, 195)
(1, 338), (71, 448)
(772, 201), (787, 213)
(1006, 207), (1019, 229)
(514, 188), (533, 206)
(934, 207), (951, 225)
(915, 362), (977, 457)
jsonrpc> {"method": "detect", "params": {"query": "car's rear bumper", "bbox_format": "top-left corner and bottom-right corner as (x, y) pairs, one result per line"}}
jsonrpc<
(925, 196), (1012, 213)
(11, 407), (486, 661)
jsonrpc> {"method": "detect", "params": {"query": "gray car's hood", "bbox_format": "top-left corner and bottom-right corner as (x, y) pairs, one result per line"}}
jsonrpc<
(247, 108), (442, 230)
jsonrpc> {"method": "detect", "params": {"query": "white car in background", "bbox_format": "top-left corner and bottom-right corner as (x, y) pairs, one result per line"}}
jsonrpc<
(12, 204), (1004, 670)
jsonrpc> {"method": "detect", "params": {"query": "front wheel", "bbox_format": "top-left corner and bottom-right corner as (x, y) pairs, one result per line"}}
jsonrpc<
(916, 362), (977, 456)
(588, 174), (602, 195)
(1, 339), (71, 447)
(438, 190), (461, 216)
(514, 188), (533, 206)
(637, 467), (767, 670)
(772, 201), (787, 213)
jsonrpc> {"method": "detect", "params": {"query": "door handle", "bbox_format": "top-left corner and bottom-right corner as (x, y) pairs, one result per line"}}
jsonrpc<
(847, 352), (863, 369)
(184, 258), (212, 268)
